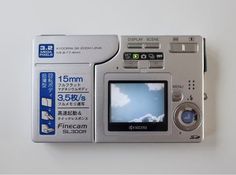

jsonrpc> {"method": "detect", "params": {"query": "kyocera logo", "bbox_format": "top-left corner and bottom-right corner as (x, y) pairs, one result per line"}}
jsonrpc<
(129, 125), (147, 130)
(39, 44), (54, 58)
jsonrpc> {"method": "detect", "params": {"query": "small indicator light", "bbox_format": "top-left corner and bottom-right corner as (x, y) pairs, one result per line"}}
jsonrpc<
(132, 53), (139, 59)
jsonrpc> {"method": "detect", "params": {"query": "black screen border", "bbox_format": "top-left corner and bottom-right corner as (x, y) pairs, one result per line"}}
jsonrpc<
(108, 80), (168, 132)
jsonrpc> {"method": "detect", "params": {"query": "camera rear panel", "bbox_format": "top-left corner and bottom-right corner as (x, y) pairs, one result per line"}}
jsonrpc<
(32, 35), (205, 143)
(95, 36), (205, 142)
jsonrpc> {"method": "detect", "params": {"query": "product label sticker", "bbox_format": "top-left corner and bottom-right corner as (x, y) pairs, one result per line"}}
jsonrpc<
(56, 74), (90, 135)
(39, 72), (91, 136)
(39, 44), (54, 58)
(40, 72), (56, 135)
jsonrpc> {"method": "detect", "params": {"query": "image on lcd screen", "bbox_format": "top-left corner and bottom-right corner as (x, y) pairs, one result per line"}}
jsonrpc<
(110, 82), (166, 123)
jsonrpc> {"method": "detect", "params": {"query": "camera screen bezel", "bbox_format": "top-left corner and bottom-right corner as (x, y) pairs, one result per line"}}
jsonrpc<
(108, 80), (168, 132)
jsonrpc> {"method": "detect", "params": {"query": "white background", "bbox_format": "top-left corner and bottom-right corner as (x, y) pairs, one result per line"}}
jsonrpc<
(0, 0), (235, 174)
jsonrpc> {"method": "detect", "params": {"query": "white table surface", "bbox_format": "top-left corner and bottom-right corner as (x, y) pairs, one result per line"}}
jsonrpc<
(0, 0), (235, 173)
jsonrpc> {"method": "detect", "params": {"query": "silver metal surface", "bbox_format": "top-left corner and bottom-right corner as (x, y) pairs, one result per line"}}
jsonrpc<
(32, 35), (205, 143)
(95, 35), (204, 142)
(32, 35), (119, 142)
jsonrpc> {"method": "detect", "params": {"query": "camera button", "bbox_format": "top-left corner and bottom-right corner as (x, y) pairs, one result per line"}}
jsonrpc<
(170, 43), (183, 53)
(123, 60), (138, 68)
(181, 110), (196, 124)
(170, 43), (198, 53)
(184, 43), (198, 53)
(174, 103), (201, 131)
(172, 91), (183, 102)
(149, 61), (163, 68)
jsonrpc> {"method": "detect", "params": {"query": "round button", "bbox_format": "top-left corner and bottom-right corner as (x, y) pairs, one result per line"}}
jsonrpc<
(181, 110), (197, 124)
(174, 102), (201, 131)
(172, 90), (183, 102)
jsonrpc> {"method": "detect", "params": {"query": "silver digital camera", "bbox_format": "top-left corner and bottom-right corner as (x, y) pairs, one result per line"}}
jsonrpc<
(32, 35), (206, 143)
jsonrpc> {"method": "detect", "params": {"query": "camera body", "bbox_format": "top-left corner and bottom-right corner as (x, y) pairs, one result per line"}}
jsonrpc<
(32, 35), (206, 142)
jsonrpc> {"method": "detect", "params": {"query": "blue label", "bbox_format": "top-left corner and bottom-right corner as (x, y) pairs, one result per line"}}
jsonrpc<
(39, 44), (54, 58)
(40, 72), (55, 135)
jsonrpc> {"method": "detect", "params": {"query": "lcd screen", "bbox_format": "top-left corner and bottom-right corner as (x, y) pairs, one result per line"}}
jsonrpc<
(108, 81), (168, 131)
